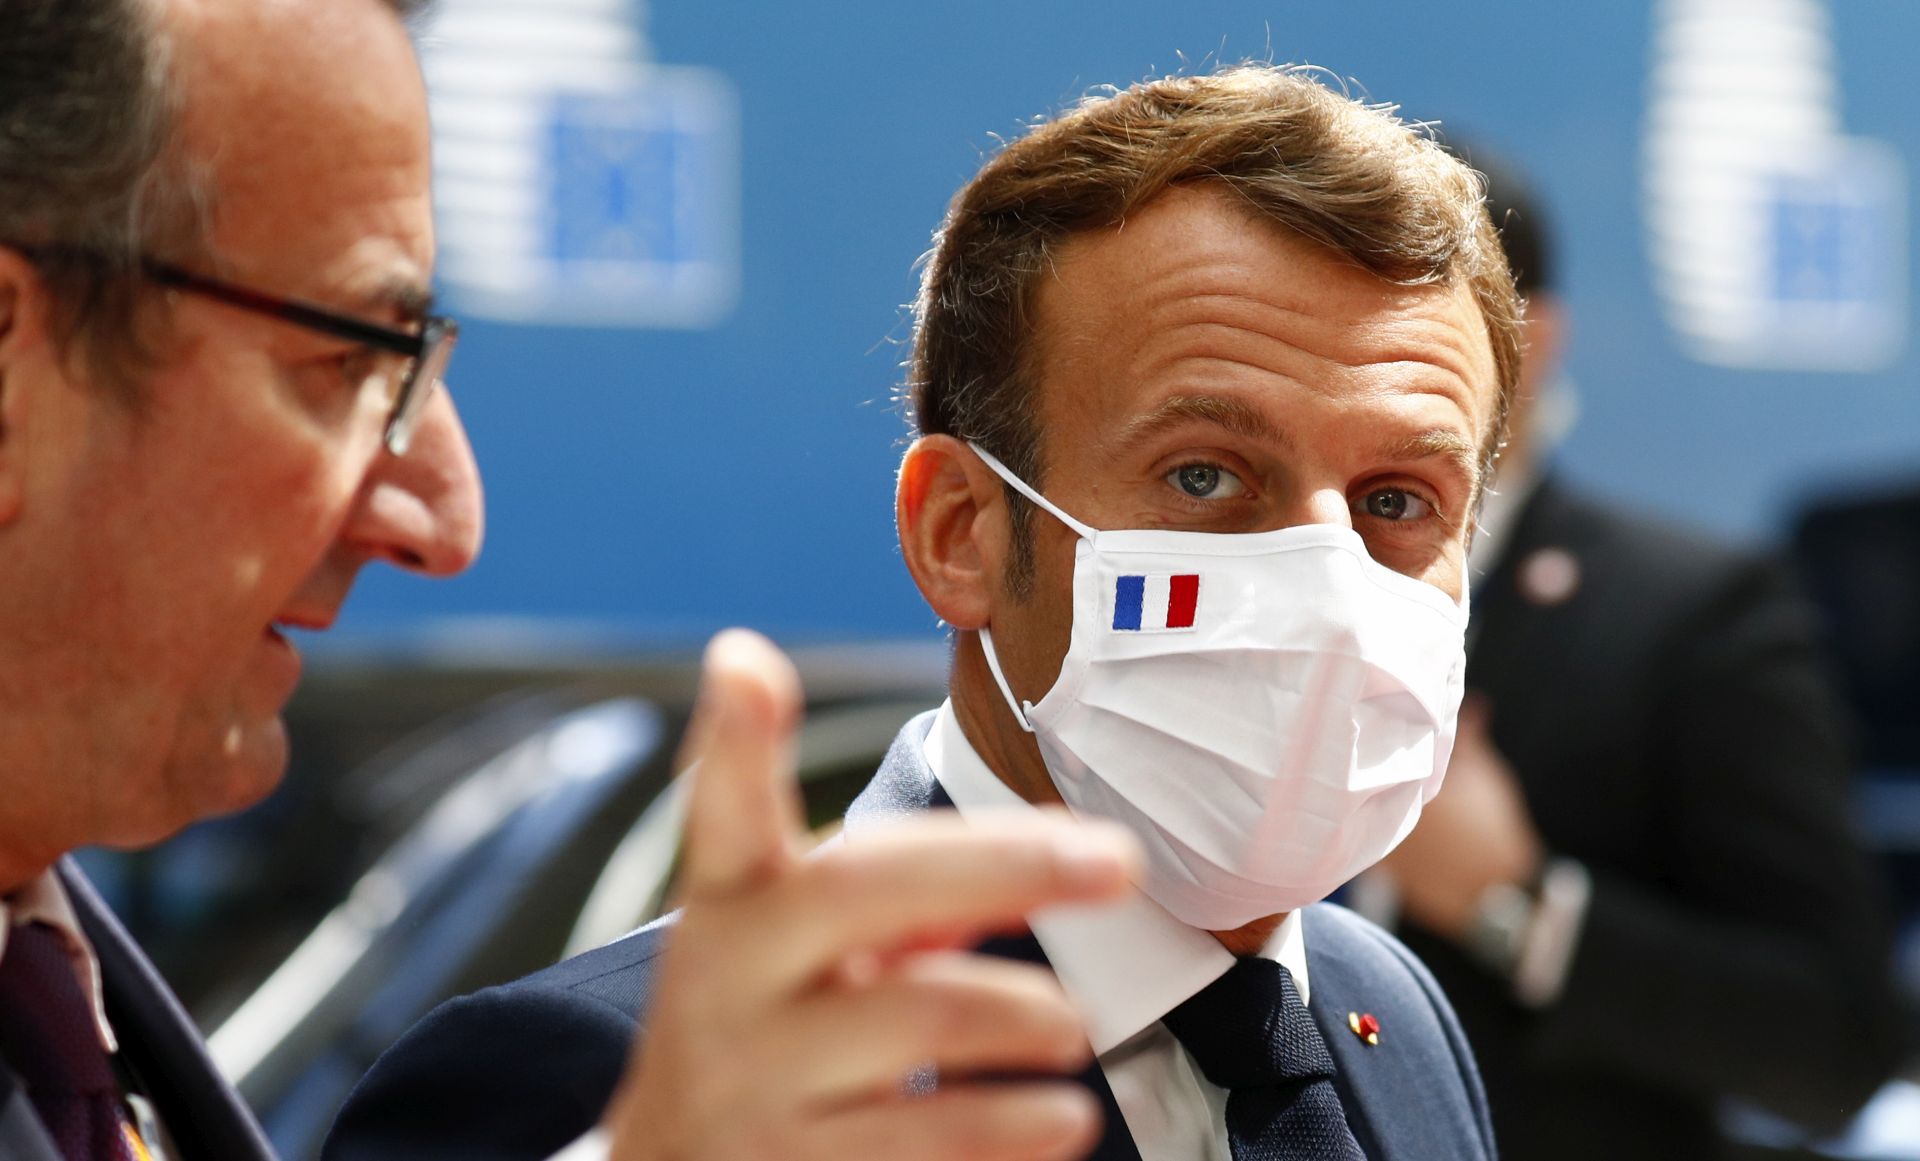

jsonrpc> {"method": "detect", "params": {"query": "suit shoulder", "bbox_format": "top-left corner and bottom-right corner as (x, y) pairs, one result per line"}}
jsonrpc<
(504, 917), (676, 1015)
(1529, 480), (1800, 630)
(325, 984), (629, 1161)
(1302, 901), (1450, 1003)
(323, 922), (676, 1161)
(1544, 482), (1758, 585)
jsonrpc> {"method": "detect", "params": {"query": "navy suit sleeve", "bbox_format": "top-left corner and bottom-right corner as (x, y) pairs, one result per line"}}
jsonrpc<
(322, 982), (633, 1161)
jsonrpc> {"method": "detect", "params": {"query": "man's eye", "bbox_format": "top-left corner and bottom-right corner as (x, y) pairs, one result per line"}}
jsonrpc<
(333, 349), (407, 405)
(1358, 488), (1434, 522)
(335, 348), (380, 384)
(1166, 463), (1248, 500)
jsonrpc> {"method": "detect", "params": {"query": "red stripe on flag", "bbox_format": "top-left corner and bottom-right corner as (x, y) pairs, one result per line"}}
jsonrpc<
(1166, 574), (1199, 628)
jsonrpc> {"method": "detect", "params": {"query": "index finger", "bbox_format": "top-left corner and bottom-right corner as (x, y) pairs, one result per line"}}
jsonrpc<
(748, 811), (1140, 988)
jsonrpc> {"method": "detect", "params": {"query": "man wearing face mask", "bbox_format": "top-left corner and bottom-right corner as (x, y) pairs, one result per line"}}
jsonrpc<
(884, 66), (1515, 1161)
(327, 64), (1515, 1161)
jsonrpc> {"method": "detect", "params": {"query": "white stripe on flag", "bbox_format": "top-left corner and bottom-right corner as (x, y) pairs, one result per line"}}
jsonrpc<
(1141, 574), (1172, 631)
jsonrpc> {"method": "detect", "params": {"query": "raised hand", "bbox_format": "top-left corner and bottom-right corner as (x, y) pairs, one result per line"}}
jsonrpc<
(1375, 694), (1545, 940)
(601, 629), (1140, 1161)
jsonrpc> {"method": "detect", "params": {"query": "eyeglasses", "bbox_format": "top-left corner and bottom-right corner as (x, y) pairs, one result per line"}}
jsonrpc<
(145, 261), (457, 456)
(10, 245), (457, 456)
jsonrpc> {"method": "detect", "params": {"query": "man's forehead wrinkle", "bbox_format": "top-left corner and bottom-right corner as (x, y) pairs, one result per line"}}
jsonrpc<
(1144, 283), (1487, 381)
(1038, 187), (1502, 488)
(1088, 188), (1497, 399)
(1349, 308), (1493, 391)
(1125, 314), (1479, 438)
(166, 0), (436, 309)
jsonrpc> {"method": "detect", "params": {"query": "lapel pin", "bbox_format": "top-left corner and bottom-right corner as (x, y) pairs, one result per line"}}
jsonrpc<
(1519, 547), (1581, 606)
(1347, 1011), (1381, 1047)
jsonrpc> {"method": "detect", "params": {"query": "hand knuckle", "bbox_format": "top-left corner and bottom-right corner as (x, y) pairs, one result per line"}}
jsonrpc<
(797, 852), (867, 911)
(917, 985), (978, 1048)
(943, 1103), (1024, 1158)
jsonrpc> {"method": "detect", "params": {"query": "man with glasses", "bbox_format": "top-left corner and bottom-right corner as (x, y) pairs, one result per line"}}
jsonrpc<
(0, 0), (481, 1154)
(0, 2), (1128, 1159)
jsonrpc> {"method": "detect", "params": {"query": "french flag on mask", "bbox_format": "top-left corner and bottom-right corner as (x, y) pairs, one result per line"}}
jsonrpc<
(1112, 573), (1201, 632)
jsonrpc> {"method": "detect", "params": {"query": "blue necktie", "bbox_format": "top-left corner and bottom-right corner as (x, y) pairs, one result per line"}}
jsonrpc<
(1161, 956), (1366, 1161)
(0, 922), (134, 1161)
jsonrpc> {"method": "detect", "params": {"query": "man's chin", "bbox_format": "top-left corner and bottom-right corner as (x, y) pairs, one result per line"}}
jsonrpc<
(120, 715), (293, 850)
(209, 713), (293, 816)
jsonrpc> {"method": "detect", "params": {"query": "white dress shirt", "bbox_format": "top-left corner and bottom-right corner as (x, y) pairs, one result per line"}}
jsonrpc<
(923, 701), (1310, 1161)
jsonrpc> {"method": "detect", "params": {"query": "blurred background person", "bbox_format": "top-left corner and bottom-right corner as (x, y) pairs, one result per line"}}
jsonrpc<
(1363, 151), (1902, 1161)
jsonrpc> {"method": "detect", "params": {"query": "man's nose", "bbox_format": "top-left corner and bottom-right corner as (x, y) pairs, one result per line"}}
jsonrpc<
(342, 386), (485, 576)
(1272, 487), (1353, 532)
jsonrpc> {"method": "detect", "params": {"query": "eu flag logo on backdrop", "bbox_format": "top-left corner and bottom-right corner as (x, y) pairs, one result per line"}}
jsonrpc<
(1112, 574), (1200, 633)
(1644, 0), (1906, 371)
(419, 0), (740, 330)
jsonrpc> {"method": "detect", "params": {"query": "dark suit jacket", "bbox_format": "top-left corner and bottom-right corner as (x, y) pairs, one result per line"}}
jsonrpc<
(1397, 474), (1900, 1161)
(0, 859), (276, 1161)
(325, 711), (1496, 1161)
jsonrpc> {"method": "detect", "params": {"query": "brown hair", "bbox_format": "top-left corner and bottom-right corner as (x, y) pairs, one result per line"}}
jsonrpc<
(904, 64), (1522, 589)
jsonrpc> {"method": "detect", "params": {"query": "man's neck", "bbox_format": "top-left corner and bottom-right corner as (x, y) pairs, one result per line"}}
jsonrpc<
(948, 633), (1288, 956)
(0, 851), (56, 897)
(0, 631), (82, 895)
(1213, 914), (1287, 956)
(0, 762), (67, 895)
(949, 631), (1062, 807)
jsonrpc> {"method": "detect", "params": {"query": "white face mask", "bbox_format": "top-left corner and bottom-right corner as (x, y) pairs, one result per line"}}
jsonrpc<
(971, 444), (1469, 930)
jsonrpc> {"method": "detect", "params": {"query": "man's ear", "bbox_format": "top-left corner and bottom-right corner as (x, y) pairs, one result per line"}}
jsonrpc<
(0, 248), (51, 527)
(896, 435), (1008, 630)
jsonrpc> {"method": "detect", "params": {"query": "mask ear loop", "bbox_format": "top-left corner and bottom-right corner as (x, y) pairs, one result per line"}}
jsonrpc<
(969, 443), (1099, 540)
(966, 443), (1098, 736)
(977, 626), (1036, 734)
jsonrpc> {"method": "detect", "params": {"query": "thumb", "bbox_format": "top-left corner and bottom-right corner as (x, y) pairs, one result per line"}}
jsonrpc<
(676, 628), (806, 900)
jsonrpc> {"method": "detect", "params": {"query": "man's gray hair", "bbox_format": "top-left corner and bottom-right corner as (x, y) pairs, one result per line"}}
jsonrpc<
(0, 0), (431, 385)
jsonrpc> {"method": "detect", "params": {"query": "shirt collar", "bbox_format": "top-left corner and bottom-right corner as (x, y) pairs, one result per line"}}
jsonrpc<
(924, 701), (1309, 1055)
(1, 869), (120, 1053)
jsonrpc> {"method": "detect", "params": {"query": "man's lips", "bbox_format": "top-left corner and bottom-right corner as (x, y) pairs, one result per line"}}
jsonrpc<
(263, 614), (336, 654)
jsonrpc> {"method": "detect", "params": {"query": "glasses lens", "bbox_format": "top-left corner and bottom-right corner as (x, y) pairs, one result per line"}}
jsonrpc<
(384, 316), (458, 455)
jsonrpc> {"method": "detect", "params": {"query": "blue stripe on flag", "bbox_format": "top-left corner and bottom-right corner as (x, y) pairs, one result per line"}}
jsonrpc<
(1112, 575), (1145, 631)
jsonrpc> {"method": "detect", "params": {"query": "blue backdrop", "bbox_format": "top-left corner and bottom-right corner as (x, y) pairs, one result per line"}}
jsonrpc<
(333, 0), (1920, 649)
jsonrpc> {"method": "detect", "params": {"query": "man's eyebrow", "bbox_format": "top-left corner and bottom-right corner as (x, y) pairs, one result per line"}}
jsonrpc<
(350, 274), (435, 324)
(1115, 394), (1296, 452)
(1382, 428), (1484, 489)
